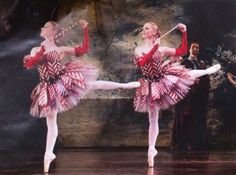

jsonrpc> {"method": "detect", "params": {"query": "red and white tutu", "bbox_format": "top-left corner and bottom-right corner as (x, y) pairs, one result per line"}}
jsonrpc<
(26, 50), (98, 117)
(133, 52), (195, 112)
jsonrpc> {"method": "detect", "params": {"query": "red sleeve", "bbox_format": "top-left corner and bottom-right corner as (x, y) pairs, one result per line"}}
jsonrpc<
(175, 32), (187, 56)
(137, 45), (158, 66)
(23, 46), (45, 69)
(74, 27), (90, 56)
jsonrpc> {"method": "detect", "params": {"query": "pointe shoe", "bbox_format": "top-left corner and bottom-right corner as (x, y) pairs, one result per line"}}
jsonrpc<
(207, 64), (221, 74)
(44, 153), (56, 173)
(148, 148), (158, 168)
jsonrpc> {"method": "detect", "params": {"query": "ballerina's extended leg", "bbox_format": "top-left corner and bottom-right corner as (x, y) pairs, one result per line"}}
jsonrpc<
(89, 80), (140, 90)
(44, 111), (58, 173)
(148, 107), (159, 168)
(189, 64), (221, 79)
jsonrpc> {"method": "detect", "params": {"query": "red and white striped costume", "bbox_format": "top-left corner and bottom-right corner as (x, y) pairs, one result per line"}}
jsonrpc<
(133, 50), (195, 112)
(24, 50), (98, 118)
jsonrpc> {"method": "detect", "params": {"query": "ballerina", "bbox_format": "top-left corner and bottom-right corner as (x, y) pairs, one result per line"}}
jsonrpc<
(133, 22), (221, 167)
(23, 19), (140, 173)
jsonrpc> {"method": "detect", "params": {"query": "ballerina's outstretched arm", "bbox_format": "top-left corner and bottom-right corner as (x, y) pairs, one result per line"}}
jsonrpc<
(159, 23), (188, 57)
(58, 19), (90, 57)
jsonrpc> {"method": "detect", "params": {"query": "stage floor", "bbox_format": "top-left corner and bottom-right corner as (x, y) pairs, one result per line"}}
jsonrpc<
(1, 148), (236, 175)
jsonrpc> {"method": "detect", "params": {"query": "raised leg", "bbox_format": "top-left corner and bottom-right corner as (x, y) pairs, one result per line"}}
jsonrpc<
(89, 80), (140, 90)
(189, 64), (221, 79)
(148, 107), (159, 168)
(44, 111), (58, 173)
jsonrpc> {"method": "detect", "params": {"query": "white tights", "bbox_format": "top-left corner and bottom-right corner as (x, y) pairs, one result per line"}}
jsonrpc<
(89, 80), (140, 90)
(189, 69), (209, 79)
(148, 107), (159, 152)
(188, 64), (221, 79)
(45, 111), (58, 157)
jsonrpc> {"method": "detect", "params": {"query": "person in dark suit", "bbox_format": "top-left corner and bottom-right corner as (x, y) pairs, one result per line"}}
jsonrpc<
(172, 42), (210, 150)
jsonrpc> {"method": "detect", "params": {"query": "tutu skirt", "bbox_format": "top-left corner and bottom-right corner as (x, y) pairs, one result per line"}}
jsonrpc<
(30, 60), (98, 117)
(134, 62), (195, 112)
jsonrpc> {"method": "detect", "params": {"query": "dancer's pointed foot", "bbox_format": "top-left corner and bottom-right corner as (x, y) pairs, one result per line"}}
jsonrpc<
(148, 148), (158, 168)
(44, 153), (56, 173)
(207, 64), (221, 74)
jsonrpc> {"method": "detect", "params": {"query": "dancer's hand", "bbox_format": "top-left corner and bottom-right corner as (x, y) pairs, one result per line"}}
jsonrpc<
(79, 19), (88, 28)
(177, 23), (187, 32)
